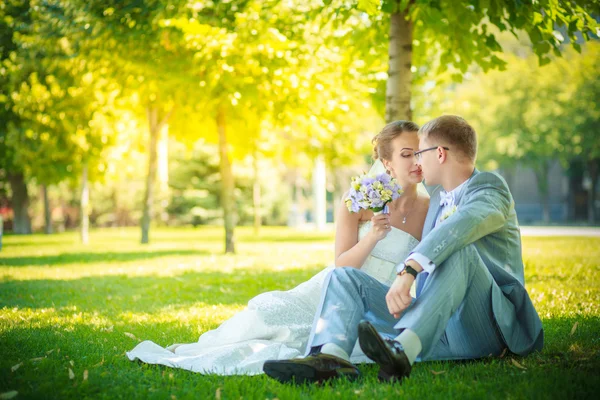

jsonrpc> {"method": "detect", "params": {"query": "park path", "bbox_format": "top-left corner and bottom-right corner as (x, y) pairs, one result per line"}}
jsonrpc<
(520, 226), (600, 237)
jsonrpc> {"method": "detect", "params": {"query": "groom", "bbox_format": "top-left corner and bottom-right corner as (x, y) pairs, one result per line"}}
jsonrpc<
(263, 115), (544, 384)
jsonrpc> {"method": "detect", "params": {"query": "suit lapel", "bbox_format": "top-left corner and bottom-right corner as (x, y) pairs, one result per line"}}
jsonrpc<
(423, 186), (442, 238)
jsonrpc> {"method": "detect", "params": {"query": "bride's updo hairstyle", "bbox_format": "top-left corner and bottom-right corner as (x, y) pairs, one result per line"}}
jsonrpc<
(372, 120), (420, 161)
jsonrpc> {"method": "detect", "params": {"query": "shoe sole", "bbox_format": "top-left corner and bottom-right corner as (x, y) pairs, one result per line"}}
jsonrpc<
(358, 321), (410, 383)
(263, 360), (359, 385)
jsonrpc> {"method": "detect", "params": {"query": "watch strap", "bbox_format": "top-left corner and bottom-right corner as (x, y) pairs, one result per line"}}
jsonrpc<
(404, 265), (419, 278)
(397, 262), (419, 278)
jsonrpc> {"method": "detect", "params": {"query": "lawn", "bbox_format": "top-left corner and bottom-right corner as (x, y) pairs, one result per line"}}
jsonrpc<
(1, 226), (598, 399)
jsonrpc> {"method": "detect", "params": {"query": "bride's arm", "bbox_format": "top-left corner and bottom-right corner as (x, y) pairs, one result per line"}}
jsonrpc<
(334, 194), (389, 268)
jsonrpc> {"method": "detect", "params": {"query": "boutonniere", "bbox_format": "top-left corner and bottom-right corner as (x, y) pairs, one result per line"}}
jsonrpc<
(440, 205), (458, 222)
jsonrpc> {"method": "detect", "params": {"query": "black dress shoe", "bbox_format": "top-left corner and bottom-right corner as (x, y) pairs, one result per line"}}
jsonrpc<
(358, 320), (412, 383)
(263, 353), (360, 384)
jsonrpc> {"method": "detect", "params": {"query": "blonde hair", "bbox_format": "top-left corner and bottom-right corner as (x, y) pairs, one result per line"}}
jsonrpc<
(419, 115), (478, 161)
(372, 120), (420, 161)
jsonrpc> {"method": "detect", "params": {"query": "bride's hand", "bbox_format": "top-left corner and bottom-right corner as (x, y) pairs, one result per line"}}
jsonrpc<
(369, 212), (392, 242)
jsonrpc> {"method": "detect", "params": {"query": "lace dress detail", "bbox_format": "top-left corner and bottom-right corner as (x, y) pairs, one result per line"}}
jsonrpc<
(126, 222), (419, 375)
(357, 222), (419, 286)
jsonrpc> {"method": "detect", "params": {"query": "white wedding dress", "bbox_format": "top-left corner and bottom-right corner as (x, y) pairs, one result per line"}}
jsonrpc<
(126, 221), (419, 375)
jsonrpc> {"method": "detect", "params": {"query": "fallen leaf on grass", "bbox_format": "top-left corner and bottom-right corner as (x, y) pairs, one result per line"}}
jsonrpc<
(431, 370), (446, 375)
(70, 360), (74, 367)
(46, 349), (55, 355)
(83, 370), (88, 381)
(511, 359), (527, 370)
(124, 332), (137, 340)
(11, 363), (22, 372)
(30, 357), (46, 362)
(499, 348), (508, 358)
(69, 368), (75, 379)
(93, 357), (105, 367)
(570, 322), (579, 336)
(0, 391), (18, 400)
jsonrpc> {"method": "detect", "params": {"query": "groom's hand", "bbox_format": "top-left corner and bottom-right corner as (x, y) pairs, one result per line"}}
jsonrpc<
(386, 274), (414, 319)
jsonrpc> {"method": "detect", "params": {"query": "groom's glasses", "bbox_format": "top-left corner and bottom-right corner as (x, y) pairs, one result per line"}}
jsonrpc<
(414, 146), (450, 161)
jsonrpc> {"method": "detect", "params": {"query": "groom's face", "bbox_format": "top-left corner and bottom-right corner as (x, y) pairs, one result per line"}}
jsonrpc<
(418, 135), (441, 185)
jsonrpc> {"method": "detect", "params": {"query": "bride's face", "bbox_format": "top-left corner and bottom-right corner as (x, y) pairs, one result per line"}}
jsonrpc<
(382, 132), (423, 186)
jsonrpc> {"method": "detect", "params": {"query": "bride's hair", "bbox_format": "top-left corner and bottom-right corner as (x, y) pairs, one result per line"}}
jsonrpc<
(372, 120), (419, 161)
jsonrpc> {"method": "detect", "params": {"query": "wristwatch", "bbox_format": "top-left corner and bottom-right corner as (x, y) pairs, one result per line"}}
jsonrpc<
(396, 262), (419, 279)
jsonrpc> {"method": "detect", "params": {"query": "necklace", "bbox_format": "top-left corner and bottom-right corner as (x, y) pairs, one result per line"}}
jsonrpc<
(393, 195), (418, 224)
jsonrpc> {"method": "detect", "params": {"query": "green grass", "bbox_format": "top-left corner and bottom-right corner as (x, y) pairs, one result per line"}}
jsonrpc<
(1, 226), (598, 399)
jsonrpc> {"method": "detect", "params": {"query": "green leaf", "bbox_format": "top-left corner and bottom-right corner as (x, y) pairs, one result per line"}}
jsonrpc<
(451, 73), (464, 83)
(381, 0), (397, 14)
(538, 55), (551, 66)
(357, 0), (379, 15)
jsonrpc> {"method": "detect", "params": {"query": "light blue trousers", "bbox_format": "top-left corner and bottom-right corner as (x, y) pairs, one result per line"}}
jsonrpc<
(306, 244), (506, 361)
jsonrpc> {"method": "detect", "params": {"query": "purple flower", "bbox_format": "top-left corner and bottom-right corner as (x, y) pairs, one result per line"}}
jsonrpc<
(361, 176), (375, 186)
(367, 188), (380, 200)
(371, 197), (384, 208)
(377, 173), (391, 184)
(345, 172), (404, 213)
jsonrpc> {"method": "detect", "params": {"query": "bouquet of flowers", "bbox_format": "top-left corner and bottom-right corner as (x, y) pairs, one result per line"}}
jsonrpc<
(345, 172), (403, 214)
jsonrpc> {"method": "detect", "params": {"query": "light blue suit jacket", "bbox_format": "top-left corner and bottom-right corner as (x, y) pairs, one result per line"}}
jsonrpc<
(414, 169), (544, 355)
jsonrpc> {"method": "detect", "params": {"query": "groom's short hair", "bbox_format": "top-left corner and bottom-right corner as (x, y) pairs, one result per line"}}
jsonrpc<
(419, 115), (477, 162)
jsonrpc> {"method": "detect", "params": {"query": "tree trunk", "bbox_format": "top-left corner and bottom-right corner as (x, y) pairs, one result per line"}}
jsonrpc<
(58, 198), (66, 233)
(112, 186), (119, 227)
(80, 164), (89, 244)
(42, 184), (53, 234)
(8, 173), (32, 234)
(287, 170), (303, 227)
(253, 145), (261, 236)
(534, 164), (550, 224)
(217, 106), (236, 253)
(312, 155), (327, 231)
(385, 10), (413, 122)
(157, 123), (170, 225)
(566, 160), (577, 221)
(332, 170), (343, 225)
(588, 158), (598, 224)
(141, 107), (159, 244)
(141, 104), (174, 244)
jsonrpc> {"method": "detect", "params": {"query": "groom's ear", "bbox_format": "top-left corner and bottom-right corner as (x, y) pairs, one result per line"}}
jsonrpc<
(437, 147), (448, 164)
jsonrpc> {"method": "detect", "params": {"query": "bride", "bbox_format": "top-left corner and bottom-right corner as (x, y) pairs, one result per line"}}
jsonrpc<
(127, 120), (430, 375)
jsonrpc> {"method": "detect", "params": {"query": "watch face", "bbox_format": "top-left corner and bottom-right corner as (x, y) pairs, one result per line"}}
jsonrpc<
(396, 263), (405, 275)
